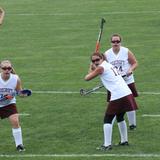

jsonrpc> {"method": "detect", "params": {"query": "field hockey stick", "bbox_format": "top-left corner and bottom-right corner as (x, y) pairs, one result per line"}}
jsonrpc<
(0, 89), (32, 102)
(17, 89), (32, 96)
(95, 18), (106, 53)
(82, 19), (105, 95)
(80, 84), (104, 96)
(121, 72), (133, 78)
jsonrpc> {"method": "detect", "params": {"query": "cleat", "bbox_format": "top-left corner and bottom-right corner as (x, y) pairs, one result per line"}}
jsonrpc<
(16, 144), (25, 152)
(118, 141), (129, 146)
(129, 125), (136, 130)
(96, 145), (112, 151)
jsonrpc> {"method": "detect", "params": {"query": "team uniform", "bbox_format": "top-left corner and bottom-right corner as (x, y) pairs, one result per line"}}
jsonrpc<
(99, 61), (137, 115)
(104, 46), (138, 97)
(0, 73), (24, 151)
(0, 73), (19, 119)
(103, 46), (138, 129)
(98, 61), (138, 149)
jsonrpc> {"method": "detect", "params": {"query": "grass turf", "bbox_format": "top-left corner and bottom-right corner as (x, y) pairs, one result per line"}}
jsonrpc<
(0, 0), (160, 159)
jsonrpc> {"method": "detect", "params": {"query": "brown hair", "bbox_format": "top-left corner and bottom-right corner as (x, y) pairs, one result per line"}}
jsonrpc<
(90, 52), (105, 61)
(110, 33), (122, 42)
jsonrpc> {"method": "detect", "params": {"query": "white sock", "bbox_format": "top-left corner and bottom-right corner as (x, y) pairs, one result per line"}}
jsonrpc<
(127, 110), (136, 126)
(103, 123), (112, 146)
(118, 120), (128, 143)
(12, 127), (23, 147)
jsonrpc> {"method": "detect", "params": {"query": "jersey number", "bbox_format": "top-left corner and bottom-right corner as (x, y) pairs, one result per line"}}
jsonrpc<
(115, 66), (123, 72)
(111, 67), (120, 76)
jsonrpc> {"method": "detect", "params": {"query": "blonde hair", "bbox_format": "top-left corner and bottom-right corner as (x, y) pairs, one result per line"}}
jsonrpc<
(0, 60), (16, 74)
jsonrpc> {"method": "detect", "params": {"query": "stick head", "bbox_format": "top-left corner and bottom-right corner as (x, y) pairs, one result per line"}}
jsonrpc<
(100, 18), (106, 29)
(18, 89), (32, 96)
(80, 88), (86, 96)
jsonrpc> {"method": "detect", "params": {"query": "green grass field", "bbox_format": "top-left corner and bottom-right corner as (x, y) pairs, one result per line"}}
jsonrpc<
(0, 0), (160, 159)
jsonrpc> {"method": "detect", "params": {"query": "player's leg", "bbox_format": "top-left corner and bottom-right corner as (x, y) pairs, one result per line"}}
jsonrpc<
(111, 115), (116, 125)
(97, 114), (115, 150)
(126, 110), (136, 130)
(8, 113), (25, 151)
(116, 112), (129, 145)
(127, 83), (138, 130)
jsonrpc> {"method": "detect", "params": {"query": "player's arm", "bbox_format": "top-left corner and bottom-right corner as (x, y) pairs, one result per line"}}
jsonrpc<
(127, 50), (138, 76)
(85, 66), (104, 81)
(0, 7), (5, 25)
(15, 76), (26, 97)
(16, 76), (23, 91)
(88, 62), (97, 73)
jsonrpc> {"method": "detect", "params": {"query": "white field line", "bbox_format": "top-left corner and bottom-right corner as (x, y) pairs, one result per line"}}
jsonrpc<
(7, 10), (160, 16)
(139, 92), (160, 95)
(32, 91), (160, 95)
(18, 113), (30, 116)
(142, 114), (160, 117)
(1, 153), (160, 158)
(19, 113), (160, 118)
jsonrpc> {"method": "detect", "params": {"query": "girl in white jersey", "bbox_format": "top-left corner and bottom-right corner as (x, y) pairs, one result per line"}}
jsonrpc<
(85, 53), (138, 150)
(104, 33), (138, 130)
(0, 60), (26, 152)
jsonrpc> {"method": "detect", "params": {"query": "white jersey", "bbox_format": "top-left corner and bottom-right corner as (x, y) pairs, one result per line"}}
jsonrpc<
(0, 73), (18, 108)
(104, 46), (134, 84)
(99, 61), (131, 101)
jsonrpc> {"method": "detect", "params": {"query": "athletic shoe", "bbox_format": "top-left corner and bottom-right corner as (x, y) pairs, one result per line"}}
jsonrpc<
(96, 145), (112, 151)
(16, 144), (25, 152)
(118, 141), (129, 146)
(129, 125), (136, 130)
